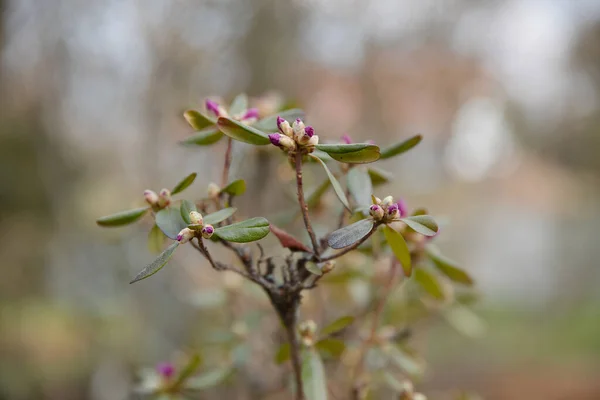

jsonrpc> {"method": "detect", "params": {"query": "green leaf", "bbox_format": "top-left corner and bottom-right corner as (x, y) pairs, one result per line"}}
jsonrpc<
(254, 108), (305, 131)
(217, 117), (271, 145)
(274, 343), (291, 364)
(328, 219), (374, 249)
(383, 225), (411, 276)
(171, 172), (197, 195)
(368, 167), (393, 186)
(130, 242), (179, 284)
(184, 110), (216, 130)
(414, 269), (445, 300)
(347, 166), (373, 206)
(400, 215), (438, 237)
(221, 179), (246, 196)
(180, 127), (224, 146)
(315, 143), (380, 164)
(173, 354), (202, 388)
(185, 367), (231, 390)
(320, 316), (354, 337)
(310, 154), (350, 211)
(180, 200), (198, 224)
(380, 134), (422, 159)
(306, 179), (331, 208)
(96, 207), (149, 227)
(301, 348), (328, 400)
(426, 246), (473, 285)
(147, 223), (166, 253)
(214, 217), (270, 243)
(155, 208), (188, 240)
(315, 338), (346, 358)
(229, 93), (248, 116)
(385, 345), (424, 377)
(203, 207), (237, 225)
(305, 261), (322, 276)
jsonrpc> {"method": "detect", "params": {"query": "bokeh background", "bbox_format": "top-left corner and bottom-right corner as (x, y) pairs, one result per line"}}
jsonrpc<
(2, 0), (600, 399)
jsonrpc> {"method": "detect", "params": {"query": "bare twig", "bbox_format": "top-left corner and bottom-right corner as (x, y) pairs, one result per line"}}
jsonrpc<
(221, 137), (234, 187)
(295, 151), (320, 258)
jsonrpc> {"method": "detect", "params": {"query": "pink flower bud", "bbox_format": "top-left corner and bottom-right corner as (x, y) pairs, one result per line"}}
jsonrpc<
(382, 196), (394, 206)
(189, 211), (203, 225)
(292, 118), (306, 141)
(277, 117), (293, 137)
(158, 189), (171, 208)
(176, 228), (195, 243)
(201, 224), (214, 239)
(341, 134), (352, 144)
(242, 108), (259, 120)
(306, 135), (319, 147)
(304, 126), (315, 138)
(143, 190), (159, 206)
(369, 204), (384, 220)
(156, 362), (175, 379)
(386, 203), (399, 219)
(269, 133), (282, 147)
(205, 99), (221, 117)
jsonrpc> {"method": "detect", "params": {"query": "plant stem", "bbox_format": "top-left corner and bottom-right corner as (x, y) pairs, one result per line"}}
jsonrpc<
(295, 151), (320, 257)
(284, 313), (305, 400)
(221, 137), (233, 187)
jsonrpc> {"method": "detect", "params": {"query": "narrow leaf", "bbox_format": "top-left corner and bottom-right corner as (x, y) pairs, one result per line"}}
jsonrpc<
(203, 207), (237, 225)
(96, 207), (149, 227)
(155, 208), (188, 240)
(185, 367), (231, 390)
(386, 345), (424, 377)
(147, 223), (166, 253)
(414, 269), (445, 300)
(368, 167), (393, 186)
(310, 154), (350, 210)
(171, 172), (197, 195)
(315, 143), (380, 164)
(315, 338), (346, 358)
(180, 127), (223, 146)
(301, 349), (328, 400)
(274, 343), (291, 364)
(347, 166), (373, 206)
(217, 117), (271, 145)
(184, 110), (216, 130)
(173, 354), (202, 388)
(180, 200), (198, 224)
(380, 134), (422, 159)
(214, 217), (270, 243)
(229, 93), (248, 116)
(270, 224), (312, 253)
(320, 316), (354, 337)
(426, 246), (473, 285)
(328, 219), (374, 249)
(221, 179), (246, 196)
(383, 225), (411, 276)
(305, 261), (322, 276)
(400, 215), (438, 237)
(130, 242), (179, 283)
(254, 109), (305, 131)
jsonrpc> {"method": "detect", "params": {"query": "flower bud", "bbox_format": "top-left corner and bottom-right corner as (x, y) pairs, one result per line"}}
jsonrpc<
(373, 196), (382, 205)
(321, 261), (336, 274)
(397, 198), (408, 217)
(201, 224), (214, 239)
(304, 126), (315, 138)
(306, 135), (319, 147)
(176, 228), (195, 244)
(189, 211), (203, 225)
(298, 320), (317, 341)
(241, 108), (259, 121)
(158, 188), (171, 208)
(279, 134), (296, 150)
(205, 99), (223, 117)
(386, 203), (399, 219)
(341, 133), (352, 144)
(269, 133), (282, 147)
(207, 183), (220, 199)
(277, 116), (293, 137)
(156, 362), (175, 379)
(292, 118), (306, 141)
(369, 204), (384, 220)
(382, 195), (394, 206)
(144, 189), (159, 206)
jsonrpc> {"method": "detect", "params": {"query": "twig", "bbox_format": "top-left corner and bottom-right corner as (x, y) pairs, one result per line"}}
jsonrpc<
(221, 137), (234, 187)
(282, 302), (305, 400)
(295, 151), (320, 258)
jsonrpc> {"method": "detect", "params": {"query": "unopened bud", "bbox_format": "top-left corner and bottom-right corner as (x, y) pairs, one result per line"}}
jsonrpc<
(201, 224), (214, 239)
(292, 119), (306, 141)
(144, 190), (159, 206)
(306, 135), (319, 147)
(277, 117), (293, 137)
(369, 204), (384, 220)
(386, 203), (399, 219)
(158, 189), (171, 208)
(279, 135), (296, 150)
(341, 134), (352, 144)
(156, 362), (175, 379)
(321, 261), (336, 274)
(298, 320), (317, 337)
(205, 99), (223, 117)
(382, 195), (394, 207)
(189, 211), (203, 225)
(373, 196), (382, 205)
(207, 183), (220, 199)
(176, 228), (195, 244)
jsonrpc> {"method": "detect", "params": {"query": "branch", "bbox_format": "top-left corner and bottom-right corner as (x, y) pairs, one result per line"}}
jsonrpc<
(221, 137), (234, 187)
(295, 151), (320, 258)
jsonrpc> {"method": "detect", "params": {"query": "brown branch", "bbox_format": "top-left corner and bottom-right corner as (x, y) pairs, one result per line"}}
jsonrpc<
(221, 137), (234, 187)
(295, 151), (320, 258)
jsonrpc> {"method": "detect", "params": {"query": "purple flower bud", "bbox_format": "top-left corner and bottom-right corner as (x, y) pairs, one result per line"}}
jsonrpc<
(396, 198), (408, 217)
(242, 108), (259, 120)
(205, 99), (221, 117)
(304, 126), (315, 138)
(276, 116), (285, 130)
(201, 224), (214, 239)
(269, 133), (282, 147)
(387, 203), (399, 218)
(341, 134), (352, 144)
(157, 362), (175, 379)
(369, 204), (384, 220)
(144, 190), (159, 206)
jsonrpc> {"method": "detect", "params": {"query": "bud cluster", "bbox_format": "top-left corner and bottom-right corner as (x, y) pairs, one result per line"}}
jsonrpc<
(268, 117), (319, 154)
(205, 99), (259, 124)
(176, 210), (214, 244)
(369, 195), (408, 222)
(144, 188), (172, 211)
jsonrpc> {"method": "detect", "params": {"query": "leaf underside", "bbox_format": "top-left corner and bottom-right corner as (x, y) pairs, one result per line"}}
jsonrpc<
(130, 242), (179, 284)
(328, 219), (374, 249)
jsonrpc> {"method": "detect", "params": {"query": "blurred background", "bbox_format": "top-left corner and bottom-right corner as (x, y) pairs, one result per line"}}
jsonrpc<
(2, 0), (600, 399)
